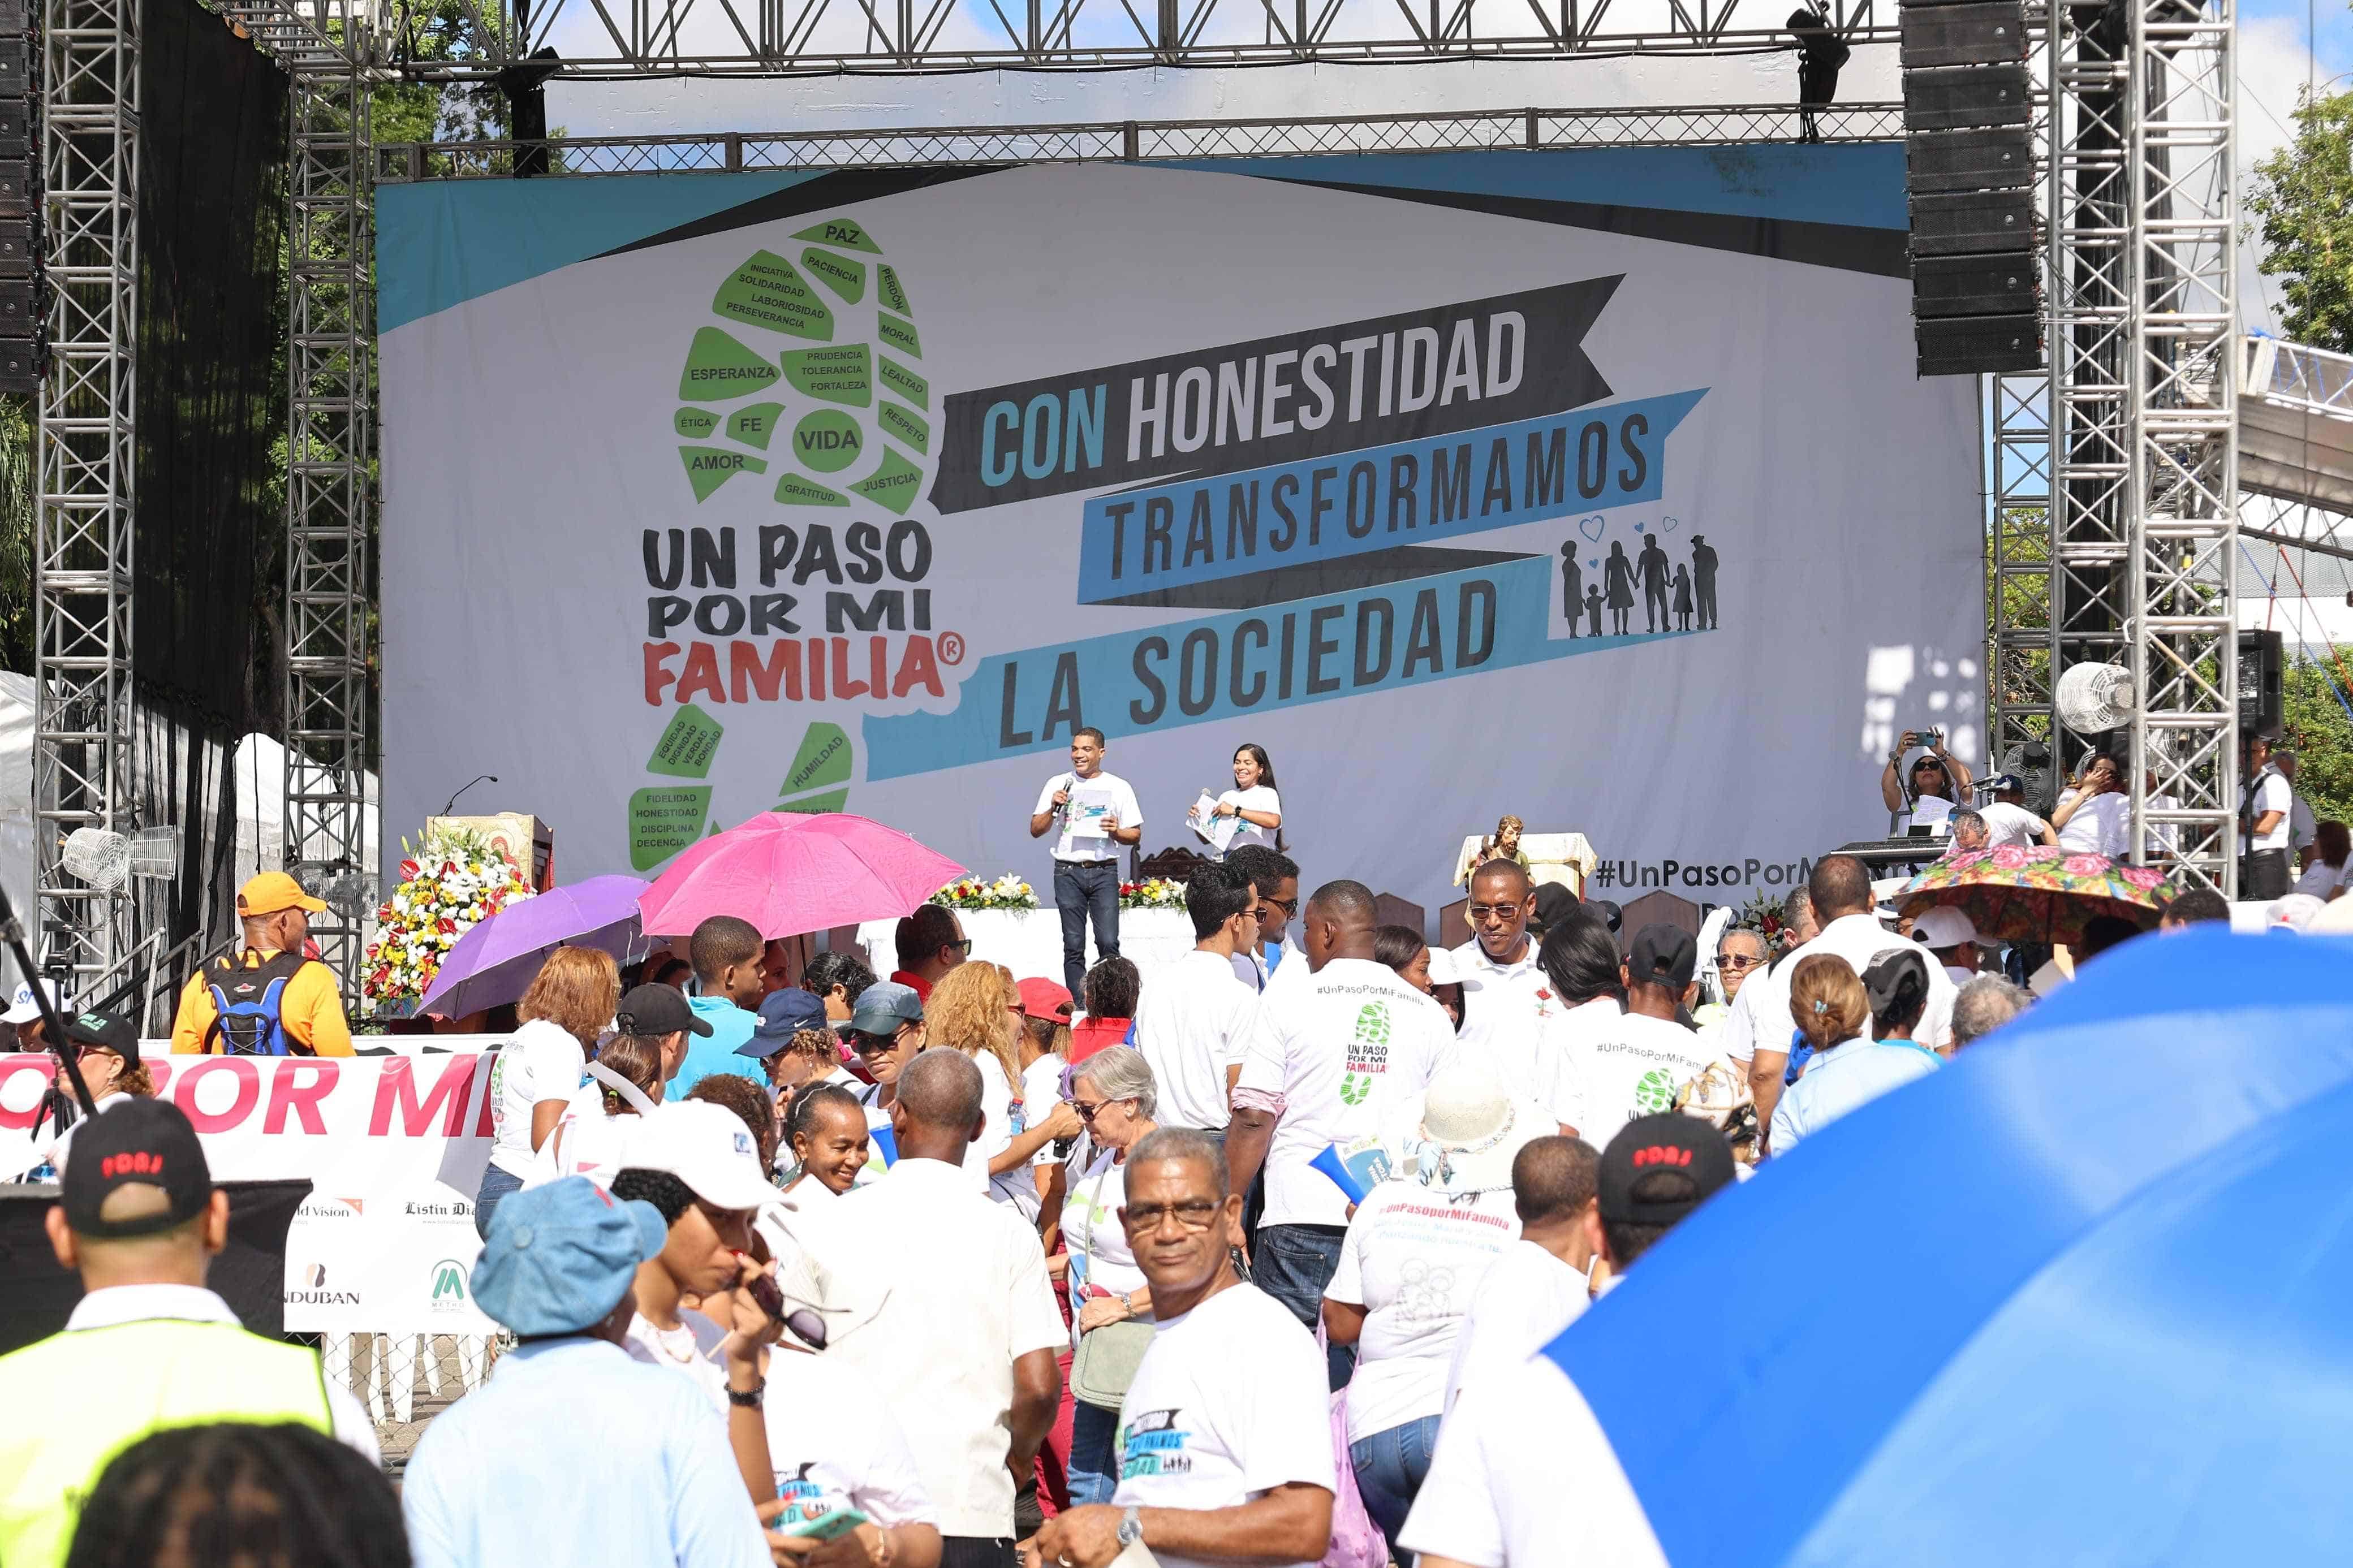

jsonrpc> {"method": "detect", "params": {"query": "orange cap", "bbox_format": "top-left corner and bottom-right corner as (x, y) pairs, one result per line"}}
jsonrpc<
(238, 871), (327, 917)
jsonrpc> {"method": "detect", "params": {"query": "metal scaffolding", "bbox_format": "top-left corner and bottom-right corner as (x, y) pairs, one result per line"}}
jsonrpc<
(35, 0), (139, 979)
(225, 0), (379, 984)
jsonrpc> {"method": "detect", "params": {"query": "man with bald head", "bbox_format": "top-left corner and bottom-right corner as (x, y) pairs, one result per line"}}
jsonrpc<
(1449, 859), (1548, 1061)
(1227, 880), (1458, 1388)
(838, 1049), (1065, 1567)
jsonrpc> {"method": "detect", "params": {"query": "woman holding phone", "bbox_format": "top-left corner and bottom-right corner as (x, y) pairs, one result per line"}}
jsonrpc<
(1880, 731), (1971, 835)
(1194, 741), (1284, 857)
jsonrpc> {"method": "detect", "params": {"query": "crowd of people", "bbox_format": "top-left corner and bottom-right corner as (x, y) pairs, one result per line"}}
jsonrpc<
(0, 806), (2278, 1568)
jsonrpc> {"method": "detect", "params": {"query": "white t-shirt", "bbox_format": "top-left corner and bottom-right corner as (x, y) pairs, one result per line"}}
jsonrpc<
(1234, 957), (1458, 1229)
(1061, 1143), (1147, 1313)
(1132, 949), (1260, 1131)
(529, 1085), (641, 1189)
(851, 1080), (894, 1187)
(2295, 858), (2353, 900)
(2055, 789), (2131, 857)
(1441, 1240), (1588, 1413)
(1976, 801), (2049, 849)
(1446, 939), (1549, 1063)
(1111, 1283), (1338, 1568)
(623, 1306), (732, 1414)
(1036, 770), (1144, 862)
(963, 1050), (1041, 1215)
(1400, 1351), (1666, 1568)
(831, 1157), (1068, 1537)
(1324, 1182), (1520, 1442)
(1518, 997), (1621, 1129)
(1214, 785), (1282, 855)
(765, 1349), (939, 1531)
(1022, 1055), (1067, 1168)
(488, 1019), (588, 1180)
(1562, 1012), (1725, 1137)
(2246, 770), (2293, 852)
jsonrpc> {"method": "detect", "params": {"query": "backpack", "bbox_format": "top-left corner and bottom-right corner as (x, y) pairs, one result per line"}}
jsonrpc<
(204, 951), (316, 1056)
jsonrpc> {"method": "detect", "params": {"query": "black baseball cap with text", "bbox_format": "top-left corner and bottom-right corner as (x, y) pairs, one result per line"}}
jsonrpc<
(61, 1096), (215, 1238)
(1598, 1113), (1735, 1228)
(1627, 924), (1699, 996)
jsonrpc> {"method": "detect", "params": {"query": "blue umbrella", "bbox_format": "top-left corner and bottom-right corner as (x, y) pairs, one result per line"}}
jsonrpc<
(1545, 926), (2353, 1565)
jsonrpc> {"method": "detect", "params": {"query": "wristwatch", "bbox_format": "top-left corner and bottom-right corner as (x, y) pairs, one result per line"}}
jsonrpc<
(1117, 1506), (1143, 1548)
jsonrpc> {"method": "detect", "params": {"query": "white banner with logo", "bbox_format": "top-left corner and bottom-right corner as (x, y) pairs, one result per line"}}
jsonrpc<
(376, 147), (1984, 919)
(0, 1047), (499, 1334)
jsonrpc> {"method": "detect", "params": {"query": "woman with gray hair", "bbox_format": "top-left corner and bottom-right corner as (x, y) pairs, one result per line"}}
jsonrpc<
(1051, 1046), (1161, 1505)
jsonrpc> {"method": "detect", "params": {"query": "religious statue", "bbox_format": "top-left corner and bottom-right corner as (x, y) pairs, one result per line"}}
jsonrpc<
(1478, 815), (1528, 869)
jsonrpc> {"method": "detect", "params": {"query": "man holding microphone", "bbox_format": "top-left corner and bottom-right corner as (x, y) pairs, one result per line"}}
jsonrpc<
(1030, 727), (1144, 998)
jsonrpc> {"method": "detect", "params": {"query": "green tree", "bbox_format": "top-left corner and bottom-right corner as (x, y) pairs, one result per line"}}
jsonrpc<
(2246, 87), (2353, 353)
(2283, 655), (2353, 828)
(0, 395), (35, 674)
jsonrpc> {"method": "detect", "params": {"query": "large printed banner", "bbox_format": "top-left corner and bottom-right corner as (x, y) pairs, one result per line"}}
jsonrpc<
(378, 149), (1983, 909)
(0, 1049), (498, 1334)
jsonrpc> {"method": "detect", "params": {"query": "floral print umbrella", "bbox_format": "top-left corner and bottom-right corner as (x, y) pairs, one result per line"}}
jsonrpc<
(1896, 845), (2179, 945)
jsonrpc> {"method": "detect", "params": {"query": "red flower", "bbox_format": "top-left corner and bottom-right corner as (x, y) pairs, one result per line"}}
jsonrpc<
(435, 917), (456, 934)
(398, 859), (420, 879)
(441, 860), (458, 876)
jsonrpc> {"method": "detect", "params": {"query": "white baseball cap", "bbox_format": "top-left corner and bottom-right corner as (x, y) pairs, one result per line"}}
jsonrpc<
(1425, 945), (1462, 987)
(2, 979), (61, 1026)
(1910, 907), (1980, 951)
(620, 1100), (777, 1213)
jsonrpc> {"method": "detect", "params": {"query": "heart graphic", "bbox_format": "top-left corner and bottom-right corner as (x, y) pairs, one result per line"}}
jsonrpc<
(1588, 558), (1600, 568)
(1660, 515), (1682, 534)
(1634, 522), (1645, 533)
(1577, 515), (1605, 543)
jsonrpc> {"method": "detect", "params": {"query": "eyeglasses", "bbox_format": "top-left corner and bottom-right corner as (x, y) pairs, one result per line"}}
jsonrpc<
(1468, 904), (1525, 921)
(1716, 953), (1764, 971)
(1121, 1199), (1222, 1232)
(1261, 896), (1296, 918)
(947, 938), (974, 955)
(1071, 1098), (1106, 1123)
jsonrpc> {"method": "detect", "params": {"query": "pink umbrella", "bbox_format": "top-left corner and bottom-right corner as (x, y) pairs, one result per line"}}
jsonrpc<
(636, 811), (968, 939)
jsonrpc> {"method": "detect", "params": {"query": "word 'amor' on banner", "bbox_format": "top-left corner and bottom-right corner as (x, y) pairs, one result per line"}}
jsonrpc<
(377, 151), (1984, 906)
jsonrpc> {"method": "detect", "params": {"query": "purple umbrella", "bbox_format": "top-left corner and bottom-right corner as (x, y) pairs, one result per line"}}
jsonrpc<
(418, 874), (652, 1020)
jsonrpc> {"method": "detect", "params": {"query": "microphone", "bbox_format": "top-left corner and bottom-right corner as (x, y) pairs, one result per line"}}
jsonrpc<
(441, 774), (499, 815)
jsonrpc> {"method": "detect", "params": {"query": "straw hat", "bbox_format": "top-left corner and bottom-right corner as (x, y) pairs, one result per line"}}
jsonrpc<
(1404, 1066), (1549, 1194)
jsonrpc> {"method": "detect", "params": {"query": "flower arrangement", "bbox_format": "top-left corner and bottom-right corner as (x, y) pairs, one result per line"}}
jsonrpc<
(363, 826), (536, 1012)
(1119, 877), (1188, 910)
(931, 873), (1040, 910)
(1734, 888), (1791, 952)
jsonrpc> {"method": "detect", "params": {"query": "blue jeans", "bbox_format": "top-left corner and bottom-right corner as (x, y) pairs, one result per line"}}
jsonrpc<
(474, 1163), (524, 1239)
(1253, 1223), (1355, 1392)
(1054, 859), (1122, 999)
(1067, 1398), (1122, 1506)
(1350, 1414), (1442, 1549)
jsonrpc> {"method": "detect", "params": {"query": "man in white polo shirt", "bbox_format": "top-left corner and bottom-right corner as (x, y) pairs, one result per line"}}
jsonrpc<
(1448, 860), (1548, 1072)
(1030, 727), (1144, 1000)
(1131, 863), (1262, 1134)
(835, 1049), (1065, 1568)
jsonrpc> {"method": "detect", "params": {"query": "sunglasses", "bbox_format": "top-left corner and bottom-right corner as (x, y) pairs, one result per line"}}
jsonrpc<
(1716, 953), (1764, 971)
(1261, 896), (1296, 918)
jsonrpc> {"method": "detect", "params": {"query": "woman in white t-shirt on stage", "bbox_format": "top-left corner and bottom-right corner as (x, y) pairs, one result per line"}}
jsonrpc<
(477, 946), (619, 1237)
(1323, 1066), (1545, 1549)
(2295, 820), (2353, 901)
(1200, 742), (1284, 858)
(1051, 1046), (1163, 1505)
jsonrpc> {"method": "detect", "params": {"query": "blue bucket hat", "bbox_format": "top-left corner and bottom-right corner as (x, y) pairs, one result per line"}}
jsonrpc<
(473, 1176), (667, 1337)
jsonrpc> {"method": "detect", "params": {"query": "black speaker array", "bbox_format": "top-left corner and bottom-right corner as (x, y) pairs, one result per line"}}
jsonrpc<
(2239, 628), (2283, 738)
(0, 0), (38, 396)
(1901, 0), (2042, 377)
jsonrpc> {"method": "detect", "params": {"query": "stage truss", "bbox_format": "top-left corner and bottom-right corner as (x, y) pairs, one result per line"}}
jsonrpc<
(32, 0), (2246, 991)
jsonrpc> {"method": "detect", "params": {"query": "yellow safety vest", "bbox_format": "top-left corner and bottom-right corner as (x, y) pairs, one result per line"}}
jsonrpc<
(0, 1319), (335, 1568)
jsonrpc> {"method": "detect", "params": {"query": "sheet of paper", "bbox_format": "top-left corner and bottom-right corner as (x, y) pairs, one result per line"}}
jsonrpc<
(1066, 781), (1117, 838)
(1188, 791), (1243, 853)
